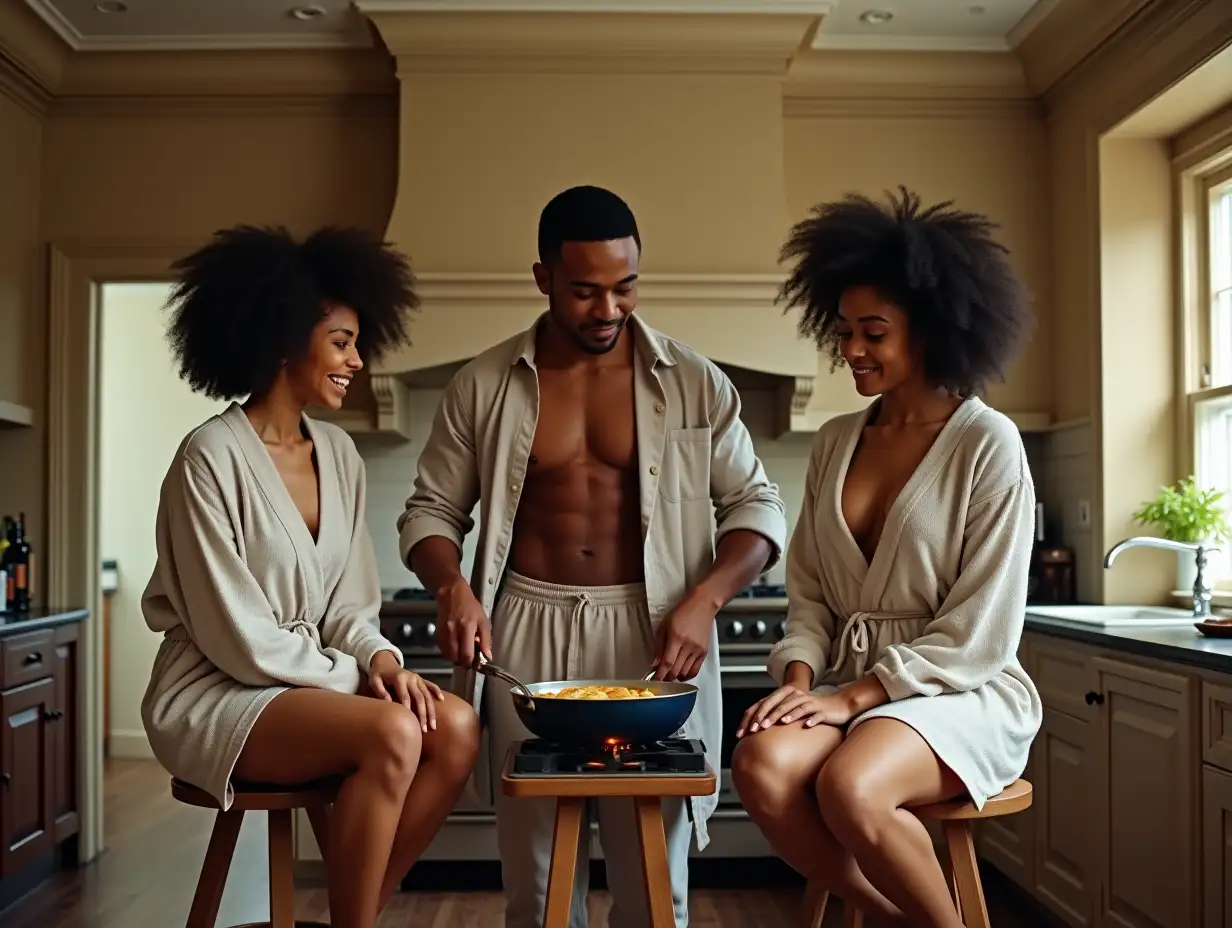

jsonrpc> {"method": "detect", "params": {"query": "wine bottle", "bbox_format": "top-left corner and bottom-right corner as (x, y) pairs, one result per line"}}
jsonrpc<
(7, 512), (31, 611)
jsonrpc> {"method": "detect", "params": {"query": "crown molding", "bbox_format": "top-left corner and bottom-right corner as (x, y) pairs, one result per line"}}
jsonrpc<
(358, 0), (830, 12)
(785, 49), (1029, 101)
(364, 9), (821, 76)
(808, 34), (1011, 53)
(53, 46), (396, 99)
(48, 92), (397, 121)
(23, 0), (373, 52)
(0, 48), (52, 116)
(1013, 0), (1155, 98)
(783, 96), (1041, 120)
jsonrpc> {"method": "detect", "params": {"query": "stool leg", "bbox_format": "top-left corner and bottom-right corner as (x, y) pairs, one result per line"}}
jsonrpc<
(306, 804), (331, 865)
(841, 900), (863, 927)
(186, 809), (244, 928)
(544, 798), (585, 928)
(799, 882), (828, 928)
(633, 797), (676, 928)
(267, 808), (296, 928)
(942, 820), (989, 928)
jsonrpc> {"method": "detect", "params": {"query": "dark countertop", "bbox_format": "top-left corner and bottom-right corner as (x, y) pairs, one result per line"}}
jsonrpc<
(1025, 612), (1232, 675)
(0, 607), (89, 638)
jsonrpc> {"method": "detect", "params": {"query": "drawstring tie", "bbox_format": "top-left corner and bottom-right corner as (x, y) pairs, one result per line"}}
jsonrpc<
(828, 610), (933, 679)
(567, 592), (592, 678)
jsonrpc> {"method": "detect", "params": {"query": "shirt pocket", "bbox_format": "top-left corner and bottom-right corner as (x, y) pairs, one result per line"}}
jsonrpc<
(660, 427), (712, 503)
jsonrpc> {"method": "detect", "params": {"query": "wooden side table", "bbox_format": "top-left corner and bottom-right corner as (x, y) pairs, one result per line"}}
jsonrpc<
(501, 749), (716, 928)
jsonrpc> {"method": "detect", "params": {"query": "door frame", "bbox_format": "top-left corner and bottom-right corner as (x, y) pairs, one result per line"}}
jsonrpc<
(45, 240), (193, 862)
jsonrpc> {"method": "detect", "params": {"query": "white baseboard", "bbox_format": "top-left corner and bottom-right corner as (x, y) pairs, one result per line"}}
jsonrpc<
(110, 729), (155, 759)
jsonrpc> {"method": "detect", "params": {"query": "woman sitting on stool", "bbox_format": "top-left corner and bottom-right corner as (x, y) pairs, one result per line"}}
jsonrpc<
(140, 225), (480, 928)
(732, 188), (1042, 928)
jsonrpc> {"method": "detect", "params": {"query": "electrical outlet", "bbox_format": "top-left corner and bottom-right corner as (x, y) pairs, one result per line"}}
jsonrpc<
(1077, 499), (1092, 529)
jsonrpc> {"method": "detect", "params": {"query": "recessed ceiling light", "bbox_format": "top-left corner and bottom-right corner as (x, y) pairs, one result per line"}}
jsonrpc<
(287, 4), (327, 20)
(858, 9), (895, 25)
(94, 1), (128, 12)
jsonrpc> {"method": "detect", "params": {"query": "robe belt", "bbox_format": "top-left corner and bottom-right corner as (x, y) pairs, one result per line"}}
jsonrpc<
(285, 617), (323, 648)
(829, 609), (932, 680)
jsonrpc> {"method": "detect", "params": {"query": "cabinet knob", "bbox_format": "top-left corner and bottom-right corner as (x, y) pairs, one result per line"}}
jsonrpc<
(1084, 690), (1105, 706)
(23, 652), (42, 666)
(0, 773), (9, 787)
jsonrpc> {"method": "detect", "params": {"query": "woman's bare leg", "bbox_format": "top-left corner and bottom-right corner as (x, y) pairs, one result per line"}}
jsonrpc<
(731, 723), (906, 923)
(816, 718), (966, 928)
(377, 691), (481, 908)
(232, 688), (423, 928)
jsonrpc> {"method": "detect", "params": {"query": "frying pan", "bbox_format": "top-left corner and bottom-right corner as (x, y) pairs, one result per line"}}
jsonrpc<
(475, 652), (698, 746)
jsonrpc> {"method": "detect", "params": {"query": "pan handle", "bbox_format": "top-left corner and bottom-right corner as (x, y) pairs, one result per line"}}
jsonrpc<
(473, 647), (536, 710)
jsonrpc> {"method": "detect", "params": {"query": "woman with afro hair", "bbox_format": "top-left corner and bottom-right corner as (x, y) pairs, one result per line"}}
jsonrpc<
(732, 188), (1042, 927)
(139, 225), (480, 928)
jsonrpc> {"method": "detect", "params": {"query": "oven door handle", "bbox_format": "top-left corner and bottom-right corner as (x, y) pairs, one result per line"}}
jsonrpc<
(719, 664), (772, 673)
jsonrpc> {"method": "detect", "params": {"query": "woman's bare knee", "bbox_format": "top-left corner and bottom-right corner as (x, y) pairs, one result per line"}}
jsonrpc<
(424, 693), (480, 775)
(733, 724), (840, 817)
(362, 704), (423, 789)
(816, 752), (891, 849)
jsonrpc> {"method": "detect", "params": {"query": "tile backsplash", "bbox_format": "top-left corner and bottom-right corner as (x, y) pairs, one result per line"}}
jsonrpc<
(356, 386), (1097, 602)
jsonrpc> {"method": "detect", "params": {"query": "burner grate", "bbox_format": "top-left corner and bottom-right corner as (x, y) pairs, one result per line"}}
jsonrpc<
(509, 738), (707, 777)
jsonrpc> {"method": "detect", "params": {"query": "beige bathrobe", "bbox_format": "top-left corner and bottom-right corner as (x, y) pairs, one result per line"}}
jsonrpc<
(766, 396), (1042, 808)
(141, 402), (402, 809)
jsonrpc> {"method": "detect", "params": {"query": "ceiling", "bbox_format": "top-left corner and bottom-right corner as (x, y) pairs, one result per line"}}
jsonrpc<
(24, 0), (1045, 53)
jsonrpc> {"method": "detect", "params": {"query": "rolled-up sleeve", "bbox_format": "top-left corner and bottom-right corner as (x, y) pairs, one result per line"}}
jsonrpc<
(397, 369), (481, 566)
(708, 368), (787, 569)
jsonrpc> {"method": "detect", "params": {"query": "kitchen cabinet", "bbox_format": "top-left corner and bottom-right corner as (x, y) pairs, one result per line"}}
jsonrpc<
(0, 622), (79, 879)
(975, 631), (1205, 927)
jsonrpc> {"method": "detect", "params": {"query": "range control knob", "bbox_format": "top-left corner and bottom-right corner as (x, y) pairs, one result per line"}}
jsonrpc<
(425, 621), (437, 642)
(750, 619), (768, 639)
(400, 623), (414, 641)
(777, 619), (787, 638)
(726, 620), (745, 640)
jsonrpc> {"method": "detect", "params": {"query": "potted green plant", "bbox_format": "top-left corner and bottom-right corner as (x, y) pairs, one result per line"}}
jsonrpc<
(1132, 476), (1231, 590)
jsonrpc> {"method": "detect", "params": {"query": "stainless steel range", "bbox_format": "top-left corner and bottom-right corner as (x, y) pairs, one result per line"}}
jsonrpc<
(380, 581), (788, 861)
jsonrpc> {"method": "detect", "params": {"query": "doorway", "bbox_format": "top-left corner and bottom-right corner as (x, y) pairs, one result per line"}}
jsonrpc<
(97, 282), (226, 761)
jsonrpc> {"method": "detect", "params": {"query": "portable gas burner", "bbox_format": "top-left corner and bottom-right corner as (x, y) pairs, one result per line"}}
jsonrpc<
(508, 738), (707, 778)
(501, 739), (716, 928)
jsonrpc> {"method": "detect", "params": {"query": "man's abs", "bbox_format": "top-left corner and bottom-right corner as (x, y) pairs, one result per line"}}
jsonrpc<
(509, 363), (645, 587)
(510, 463), (645, 586)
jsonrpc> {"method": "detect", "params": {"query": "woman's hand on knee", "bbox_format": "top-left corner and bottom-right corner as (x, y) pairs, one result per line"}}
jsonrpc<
(367, 652), (445, 733)
(738, 686), (854, 737)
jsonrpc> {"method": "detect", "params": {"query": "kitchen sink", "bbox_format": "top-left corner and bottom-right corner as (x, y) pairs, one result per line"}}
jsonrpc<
(1026, 604), (1199, 627)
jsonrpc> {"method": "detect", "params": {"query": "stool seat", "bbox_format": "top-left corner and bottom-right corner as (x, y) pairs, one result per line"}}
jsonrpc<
(801, 778), (1034, 928)
(912, 777), (1032, 821)
(171, 776), (343, 811)
(171, 776), (335, 928)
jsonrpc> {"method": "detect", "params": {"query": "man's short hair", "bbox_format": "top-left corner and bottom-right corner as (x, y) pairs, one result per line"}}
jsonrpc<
(537, 185), (641, 264)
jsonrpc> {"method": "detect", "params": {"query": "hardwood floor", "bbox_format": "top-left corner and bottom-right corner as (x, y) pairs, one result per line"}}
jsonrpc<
(0, 759), (1052, 927)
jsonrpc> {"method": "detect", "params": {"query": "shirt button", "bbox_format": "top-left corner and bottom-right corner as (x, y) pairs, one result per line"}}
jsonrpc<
(510, 483), (520, 492)
(488, 578), (495, 585)
(650, 466), (659, 476)
(655, 403), (665, 413)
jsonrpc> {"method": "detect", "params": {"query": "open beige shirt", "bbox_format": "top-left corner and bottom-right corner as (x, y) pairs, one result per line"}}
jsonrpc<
(397, 312), (787, 847)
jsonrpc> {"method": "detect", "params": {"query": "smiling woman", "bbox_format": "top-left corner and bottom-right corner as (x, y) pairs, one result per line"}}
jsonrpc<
(139, 226), (480, 928)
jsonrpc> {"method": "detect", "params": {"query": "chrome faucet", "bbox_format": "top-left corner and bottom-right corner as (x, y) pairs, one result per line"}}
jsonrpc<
(1103, 536), (1221, 619)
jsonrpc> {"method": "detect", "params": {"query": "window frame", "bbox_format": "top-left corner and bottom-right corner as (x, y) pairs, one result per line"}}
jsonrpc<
(1178, 144), (1232, 594)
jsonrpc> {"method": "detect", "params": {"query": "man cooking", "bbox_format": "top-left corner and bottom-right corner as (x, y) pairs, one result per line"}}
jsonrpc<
(397, 184), (787, 928)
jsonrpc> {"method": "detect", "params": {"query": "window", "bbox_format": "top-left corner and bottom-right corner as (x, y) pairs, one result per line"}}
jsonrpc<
(1189, 171), (1232, 590)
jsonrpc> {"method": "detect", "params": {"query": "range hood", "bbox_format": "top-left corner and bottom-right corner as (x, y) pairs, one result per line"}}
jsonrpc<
(345, 1), (867, 439)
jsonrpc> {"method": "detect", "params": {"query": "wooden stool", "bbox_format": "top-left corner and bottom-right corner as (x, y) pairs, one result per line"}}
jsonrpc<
(171, 776), (340, 928)
(799, 778), (1033, 928)
(501, 751), (716, 928)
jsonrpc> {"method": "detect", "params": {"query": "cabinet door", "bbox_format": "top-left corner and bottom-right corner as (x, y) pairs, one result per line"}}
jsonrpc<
(1203, 765), (1232, 928)
(1093, 657), (1197, 928)
(0, 677), (54, 876)
(1034, 706), (1097, 926)
(50, 633), (79, 839)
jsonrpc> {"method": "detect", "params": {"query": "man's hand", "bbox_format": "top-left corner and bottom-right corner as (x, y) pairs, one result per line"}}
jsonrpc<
(652, 591), (719, 682)
(435, 579), (492, 668)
